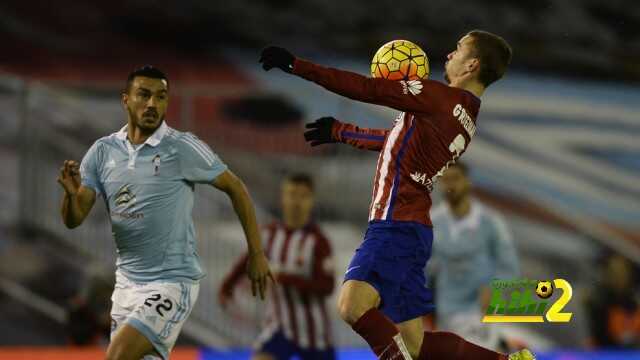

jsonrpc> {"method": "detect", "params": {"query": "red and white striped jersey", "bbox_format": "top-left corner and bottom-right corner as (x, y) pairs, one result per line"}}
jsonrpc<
(295, 59), (481, 226)
(221, 221), (335, 350)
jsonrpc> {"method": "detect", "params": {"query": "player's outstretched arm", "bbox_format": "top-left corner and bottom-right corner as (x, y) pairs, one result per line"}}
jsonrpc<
(58, 160), (96, 228)
(260, 46), (451, 114)
(212, 170), (275, 300)
(304, 117), (388, 151)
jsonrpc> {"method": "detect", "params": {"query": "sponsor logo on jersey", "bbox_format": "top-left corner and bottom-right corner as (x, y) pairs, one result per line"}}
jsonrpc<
(410, 171), (435, 192)
(400, 80), (423, 95)
(112, 184), (144, 219)
(115, 185), (135, 207)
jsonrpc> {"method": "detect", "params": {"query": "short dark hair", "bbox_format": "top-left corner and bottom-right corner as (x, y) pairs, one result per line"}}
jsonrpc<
(466, 30), (512, 87)
(285, 173), (314, 192)
(449, 161), (469, 176)
(124, 65), (169, 94)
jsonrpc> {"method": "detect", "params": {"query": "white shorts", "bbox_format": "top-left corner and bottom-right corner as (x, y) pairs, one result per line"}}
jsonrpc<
(110, 271), (200, 360)
(438, 310), (499, 350)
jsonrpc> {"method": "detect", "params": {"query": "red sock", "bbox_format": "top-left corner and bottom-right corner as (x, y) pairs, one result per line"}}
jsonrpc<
(418, 331), (508, 360)
(352, 308), (412, 359)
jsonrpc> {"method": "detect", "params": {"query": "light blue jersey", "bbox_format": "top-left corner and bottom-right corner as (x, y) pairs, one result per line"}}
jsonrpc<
(429, 201), (519, 317)
(80, 121), (227, 283)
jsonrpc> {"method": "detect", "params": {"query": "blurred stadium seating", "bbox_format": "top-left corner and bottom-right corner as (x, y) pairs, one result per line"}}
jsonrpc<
(0, 1), (639, 359)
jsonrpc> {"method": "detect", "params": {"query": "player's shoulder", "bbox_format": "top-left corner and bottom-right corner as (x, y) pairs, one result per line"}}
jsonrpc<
(90, 132), (121, 152)
(475, 202), (508, 229)
(168, 129), (213, 150)
(307, 222), (330, 241)
(304, 221), (329, 244)
(307, 223), (333, 253)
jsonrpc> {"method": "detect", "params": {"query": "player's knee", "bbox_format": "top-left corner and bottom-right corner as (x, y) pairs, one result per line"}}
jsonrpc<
(337, 294), (367, 325)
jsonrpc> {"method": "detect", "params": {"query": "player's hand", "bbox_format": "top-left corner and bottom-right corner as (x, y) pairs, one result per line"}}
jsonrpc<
(57, 160), (81, 195)
(304, 117), (337, 146)
(259, 46), (295, 73)
(246, 251), (275, 300)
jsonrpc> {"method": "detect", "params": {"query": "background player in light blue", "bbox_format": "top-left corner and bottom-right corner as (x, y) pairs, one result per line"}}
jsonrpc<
(428, 162), (519, 351)
(57, 66), (274, 360)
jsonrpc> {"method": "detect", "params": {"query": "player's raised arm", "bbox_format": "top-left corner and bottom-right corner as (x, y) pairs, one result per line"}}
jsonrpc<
(260, 46), (452, 114)
(304, 116), (388, 151)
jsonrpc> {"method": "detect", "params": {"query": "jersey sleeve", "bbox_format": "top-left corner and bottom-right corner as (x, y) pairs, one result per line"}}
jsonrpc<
(293, 58), (454, 115)
(177, 133), (228, 184)
(489, 214), (520, 279)
(332, 120), (389, 151)
(79, 141), (104, 195)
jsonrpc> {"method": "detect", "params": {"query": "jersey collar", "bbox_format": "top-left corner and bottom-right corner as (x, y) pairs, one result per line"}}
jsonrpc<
(116, 121), (168, 148)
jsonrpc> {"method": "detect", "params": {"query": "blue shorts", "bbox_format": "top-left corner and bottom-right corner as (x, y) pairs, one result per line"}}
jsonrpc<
(344, 220), (435, 323)
(257, 329), (336, 360)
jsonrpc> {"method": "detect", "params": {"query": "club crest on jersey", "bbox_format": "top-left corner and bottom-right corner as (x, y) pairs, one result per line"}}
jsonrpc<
(152, 154), (161, 176)
(400, 80), (423, 95)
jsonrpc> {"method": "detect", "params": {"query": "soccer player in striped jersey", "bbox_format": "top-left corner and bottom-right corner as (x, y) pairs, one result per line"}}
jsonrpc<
(260, 31), (533, 360)
(57, 66), (273, 360)
(219, 173), (336, 360)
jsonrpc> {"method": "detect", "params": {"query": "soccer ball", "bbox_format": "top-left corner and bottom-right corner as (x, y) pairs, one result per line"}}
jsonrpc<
(371, 40), (430, 81)
(536, 280), (553, 299)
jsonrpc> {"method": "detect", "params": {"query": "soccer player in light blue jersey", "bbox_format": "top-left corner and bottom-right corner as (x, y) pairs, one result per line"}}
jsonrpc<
(57, 66), (273, 360)
(429, 162), (519, 351)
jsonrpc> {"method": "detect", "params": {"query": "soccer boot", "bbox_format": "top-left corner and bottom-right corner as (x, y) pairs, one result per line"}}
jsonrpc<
(508, 348), (536, 360)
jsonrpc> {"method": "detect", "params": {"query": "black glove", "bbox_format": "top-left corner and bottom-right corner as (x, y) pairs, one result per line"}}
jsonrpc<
(304, 117), (337, 147)
(259, 46), (295, 73)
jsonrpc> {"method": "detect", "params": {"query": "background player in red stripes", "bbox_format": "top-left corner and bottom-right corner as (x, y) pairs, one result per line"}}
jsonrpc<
(260, 31), (533, 360)
(219, 173), (336, 360)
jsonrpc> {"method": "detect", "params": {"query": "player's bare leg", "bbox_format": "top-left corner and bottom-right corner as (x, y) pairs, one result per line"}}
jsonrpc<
(338, 280), (412, 359)
(106, 324), (157, 360)
(396, 317), (425, 359)
(337, 279), (380, 324)
(251, 352), (276, 360)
